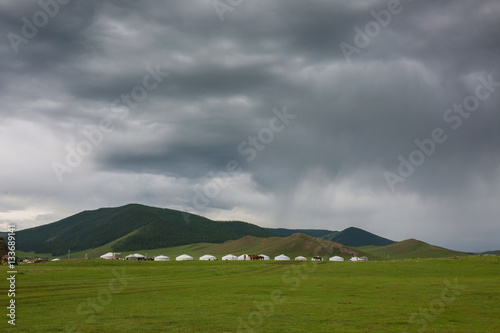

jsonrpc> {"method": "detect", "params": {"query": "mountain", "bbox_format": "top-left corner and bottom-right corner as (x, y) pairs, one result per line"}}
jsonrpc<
(357, 239), (467, 260)
(265, 228), (336, 238)
(321, 227), (395, 247)
(15, 204), (276, 255)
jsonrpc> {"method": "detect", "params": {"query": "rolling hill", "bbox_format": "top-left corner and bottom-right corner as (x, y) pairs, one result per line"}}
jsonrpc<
(11, 203), (466, 259)
(357, 238), (467, 260)
(14, 204), (276, 255)
(321, 227), (395, 247)
(206, 233), (367, 259)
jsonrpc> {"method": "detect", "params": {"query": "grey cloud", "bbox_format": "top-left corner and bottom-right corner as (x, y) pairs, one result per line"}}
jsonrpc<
(1, 0), (499, 252)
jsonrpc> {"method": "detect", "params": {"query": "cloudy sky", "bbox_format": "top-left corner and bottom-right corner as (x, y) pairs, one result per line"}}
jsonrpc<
(1, 0), (499, 252)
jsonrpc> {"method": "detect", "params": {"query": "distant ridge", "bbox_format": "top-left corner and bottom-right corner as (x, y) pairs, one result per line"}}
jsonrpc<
(322, 227), (395, 247)
(358, 239), (466, 259)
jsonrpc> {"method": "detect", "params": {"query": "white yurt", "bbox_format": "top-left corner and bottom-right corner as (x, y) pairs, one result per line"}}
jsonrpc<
(222, 254), (238, 260)
(125, 253), (145, 260)
(349, 256), (359, 262)
(259, 254), (270, 260)
(100, 252), (114, 260)
(238, 254), (251, 260)
(329, 256), (344, 262)
(295, 256), (307, 261)
(154, 255), (170, 261)
(176, 254), (194, 261)
(199, 254), (217, 261)
(51, 258), (60, 261)
(274, 254), (290, 261)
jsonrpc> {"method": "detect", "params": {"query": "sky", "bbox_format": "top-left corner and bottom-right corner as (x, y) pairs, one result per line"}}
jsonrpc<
(1, 0), (499, 252)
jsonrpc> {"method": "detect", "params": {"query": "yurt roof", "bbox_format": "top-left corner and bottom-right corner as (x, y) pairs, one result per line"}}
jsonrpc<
(154, 255), (170, 260)
(176, 254), (193, 260)
(199, 254), (216, 260)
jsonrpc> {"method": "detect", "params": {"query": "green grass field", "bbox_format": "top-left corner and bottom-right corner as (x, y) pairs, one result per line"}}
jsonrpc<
(1, 256), (499, 332)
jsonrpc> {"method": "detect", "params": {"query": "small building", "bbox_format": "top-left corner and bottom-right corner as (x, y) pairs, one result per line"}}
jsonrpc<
(154, 255), (170, 261)
(329, 256), (344, 262)
(238, 254), (251, 260)
(259, 254), (270, 260)
(222, 254), (238, 260)
(176, 254), (193, 261)
(199, 254), (217, 261)
(274, 254), (290, 261)
(125, 253), (145, 260)
(295, 256), (307, 261)
(100, 252), (122, 260)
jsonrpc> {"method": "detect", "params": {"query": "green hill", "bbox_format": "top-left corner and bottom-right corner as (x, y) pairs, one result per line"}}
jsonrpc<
(15, 204), (276, 255)
(358, 238), (467, 260)
(321, 227), (395, 247)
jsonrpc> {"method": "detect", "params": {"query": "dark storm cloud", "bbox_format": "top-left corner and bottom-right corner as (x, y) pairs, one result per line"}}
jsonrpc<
(1, 0), (499, 251)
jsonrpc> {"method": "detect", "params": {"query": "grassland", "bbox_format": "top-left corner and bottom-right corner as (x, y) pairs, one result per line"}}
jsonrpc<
(1, 256), (499, 332)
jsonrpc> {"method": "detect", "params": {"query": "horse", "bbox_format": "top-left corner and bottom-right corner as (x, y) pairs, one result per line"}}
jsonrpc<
(249, 255), (264, 260)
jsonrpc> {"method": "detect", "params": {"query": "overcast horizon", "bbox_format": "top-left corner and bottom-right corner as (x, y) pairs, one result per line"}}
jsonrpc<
(1, 0), (499, 252)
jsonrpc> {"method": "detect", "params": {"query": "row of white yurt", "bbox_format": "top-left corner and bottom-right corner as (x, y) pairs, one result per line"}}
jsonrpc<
(146, 253), (353, 261)
(292, 255), (346, 261)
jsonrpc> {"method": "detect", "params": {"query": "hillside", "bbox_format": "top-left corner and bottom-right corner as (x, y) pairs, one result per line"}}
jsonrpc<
(265, 228), (336, 238)
(208, 233), (368, 259)
(321, 227), (395, 247)
(68, 233), (368, 260)
(358, 238), (467, 260)
(15, 204), (276, 255)
(480, 250), (500, 256)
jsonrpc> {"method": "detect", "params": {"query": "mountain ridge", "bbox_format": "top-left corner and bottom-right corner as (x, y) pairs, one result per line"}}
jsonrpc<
(14, 203), (276, 255)
(321, 227), (395, 247)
